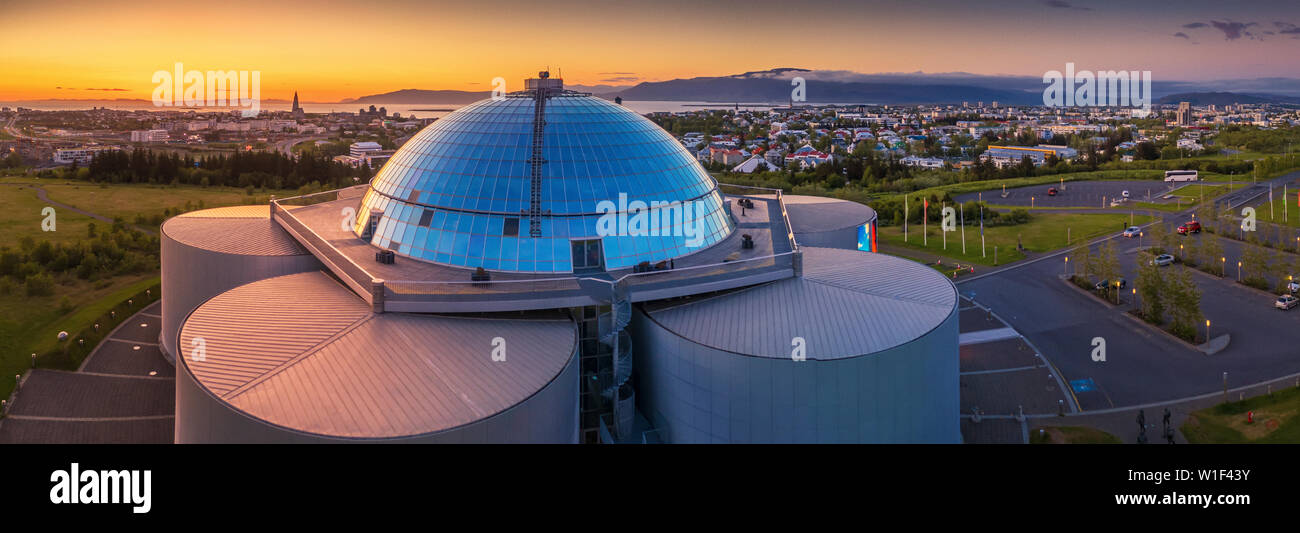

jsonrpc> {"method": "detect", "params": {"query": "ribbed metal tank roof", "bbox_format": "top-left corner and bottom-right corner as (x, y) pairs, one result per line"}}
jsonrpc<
(782, 195), (877, 233)
(178, 271), (577, 438)
(162, 205), (308, 256)
(642, 246), (957, 360)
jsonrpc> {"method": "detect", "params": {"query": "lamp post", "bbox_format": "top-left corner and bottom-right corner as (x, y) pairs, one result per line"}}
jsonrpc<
(1206, 319), (1211, 344)
(1064, 255), (1069, 277)
(1221, 256), (1225, 277)
(1238, 261), (1242, 282)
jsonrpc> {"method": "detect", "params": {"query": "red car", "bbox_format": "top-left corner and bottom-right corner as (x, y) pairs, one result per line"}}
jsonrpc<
(1047, 187), (1058, 196)
(1177, 221), (1202, 235)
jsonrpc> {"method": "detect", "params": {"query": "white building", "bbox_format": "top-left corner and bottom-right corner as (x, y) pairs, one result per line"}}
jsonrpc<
(130, 129), (170, 143)
(53, 146), (120, 165)
(349, 141), (383, 158)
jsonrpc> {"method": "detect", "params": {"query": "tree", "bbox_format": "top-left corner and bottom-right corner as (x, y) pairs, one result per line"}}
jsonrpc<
(1070, 244), (1092, 280)
(1200, 234), (1224, 276)
(1135, 250), (1166, 324)
(1240, 244), (1271, 288)
(1094, 240), (1122, 303)
(1166, 266), (1203, 342)
(1269, 247), (1290, 293)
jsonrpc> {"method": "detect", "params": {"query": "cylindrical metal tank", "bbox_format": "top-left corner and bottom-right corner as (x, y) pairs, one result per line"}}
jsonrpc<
(160, 205), (320, 362)
(631, 246), (959, 443)
(175, 271), (579, 443)
(782, 195), (878, 251)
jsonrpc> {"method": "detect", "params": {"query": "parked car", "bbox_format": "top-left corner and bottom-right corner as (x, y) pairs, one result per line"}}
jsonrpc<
(1276, 295), (1299, 310)
(1177, 220), (1202, 235)
(1047, 187), (1058, 196)
(1095, 278), (1128, 291)
(1151, 254), (1175, 266)
(1289, 279), (1300, 293)
(1122, 226), (1141, 238)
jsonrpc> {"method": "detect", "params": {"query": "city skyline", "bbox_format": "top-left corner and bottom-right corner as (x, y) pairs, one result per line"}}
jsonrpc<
(5, 0), (1300, 102)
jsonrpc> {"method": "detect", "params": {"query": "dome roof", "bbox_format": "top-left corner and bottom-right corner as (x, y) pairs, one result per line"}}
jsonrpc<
(354, 85), (734, 273)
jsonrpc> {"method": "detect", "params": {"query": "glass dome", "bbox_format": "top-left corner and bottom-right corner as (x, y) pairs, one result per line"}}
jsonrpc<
(353, 88), (734, 273)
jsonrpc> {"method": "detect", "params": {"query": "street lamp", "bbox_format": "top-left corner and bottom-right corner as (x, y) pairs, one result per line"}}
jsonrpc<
(1206, 319), (1211, 343)
(1238, 261), (1242, 282)
(1064, 255), (1069, 277)
(1221, 256), (1226, 277)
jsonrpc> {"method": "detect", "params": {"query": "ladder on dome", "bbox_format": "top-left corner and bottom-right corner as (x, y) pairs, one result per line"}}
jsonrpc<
(527, 86), (548, 237)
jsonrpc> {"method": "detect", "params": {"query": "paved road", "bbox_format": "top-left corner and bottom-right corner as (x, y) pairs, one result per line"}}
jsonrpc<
(275, 134), (328, 156)
(959, 170), (1300, 411)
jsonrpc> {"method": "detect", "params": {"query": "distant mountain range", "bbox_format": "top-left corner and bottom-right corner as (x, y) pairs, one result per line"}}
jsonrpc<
(338, 69), (1300, 107)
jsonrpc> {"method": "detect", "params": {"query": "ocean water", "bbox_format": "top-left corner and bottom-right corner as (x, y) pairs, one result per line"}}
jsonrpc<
(0, 99), (778, 119)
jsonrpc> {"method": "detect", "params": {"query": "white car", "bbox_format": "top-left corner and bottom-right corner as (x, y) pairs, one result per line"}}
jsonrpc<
(1122, 226), (1141, 238)
(1277, 295), (1299, 310)
(1122, 190), (1131, 198)
(1289, 280), (1300, 293)
(1151, 254), (1174, 266)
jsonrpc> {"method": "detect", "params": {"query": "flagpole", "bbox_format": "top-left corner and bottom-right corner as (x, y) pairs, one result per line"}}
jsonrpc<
(980, 203), (986, 258)
(960, 202), (966, 255)
(942, 202), (947, 250)
(904, 194), (909, 243)
(924, 199), (928, 246)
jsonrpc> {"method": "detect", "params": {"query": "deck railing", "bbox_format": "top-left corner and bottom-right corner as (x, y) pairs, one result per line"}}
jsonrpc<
(269, 183), (802, 311)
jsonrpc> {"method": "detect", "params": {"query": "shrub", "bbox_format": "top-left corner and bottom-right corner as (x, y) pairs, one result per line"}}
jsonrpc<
(25, 271), (54, 296)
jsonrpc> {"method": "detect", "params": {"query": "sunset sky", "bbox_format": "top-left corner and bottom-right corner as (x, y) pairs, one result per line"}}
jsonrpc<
(3, 0), (1300, 102)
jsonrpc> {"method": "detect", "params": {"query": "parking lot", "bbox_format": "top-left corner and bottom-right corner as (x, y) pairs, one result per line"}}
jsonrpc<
(954, 180), (1184, 208)
(960, 193), (1300, 411)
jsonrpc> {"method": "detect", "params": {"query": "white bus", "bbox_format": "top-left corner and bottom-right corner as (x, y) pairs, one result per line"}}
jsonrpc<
(1164, 170), (1199, 182)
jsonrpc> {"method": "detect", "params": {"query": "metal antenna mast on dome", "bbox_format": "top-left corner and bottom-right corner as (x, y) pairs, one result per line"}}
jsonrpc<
(526, 70), (561, 237)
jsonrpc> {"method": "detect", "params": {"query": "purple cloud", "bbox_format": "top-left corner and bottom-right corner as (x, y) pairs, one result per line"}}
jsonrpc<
(1173, 32), (1190, 39)
(1041, 0), (1091, 10)
(1277, 22), (1300, 35)
(1210, 20), (1259, 40)
(1183, 22), (1208, 29)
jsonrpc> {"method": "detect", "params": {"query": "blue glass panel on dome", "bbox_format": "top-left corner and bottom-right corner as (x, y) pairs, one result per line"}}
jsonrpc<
(355, 92), (734, 273)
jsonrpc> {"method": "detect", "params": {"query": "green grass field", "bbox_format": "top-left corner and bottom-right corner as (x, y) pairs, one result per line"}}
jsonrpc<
(0, 178), (294, 233)
(1244, 188), (1300, 228)
(0, 183), (101, 247)
(879, 212), (1153, 266)
(1181, 386), (1300, 443)
(1029, 425), (1121, 444)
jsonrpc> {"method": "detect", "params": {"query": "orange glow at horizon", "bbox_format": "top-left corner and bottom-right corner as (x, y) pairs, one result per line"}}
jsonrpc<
(3, 0), (1298, 102)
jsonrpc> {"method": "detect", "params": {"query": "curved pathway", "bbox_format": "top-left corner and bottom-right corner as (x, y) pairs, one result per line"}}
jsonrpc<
(0, 301), (173, 443)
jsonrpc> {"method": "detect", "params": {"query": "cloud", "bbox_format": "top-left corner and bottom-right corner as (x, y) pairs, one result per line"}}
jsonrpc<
(1183, 22), (1208, 29)
(1276, 21), (1300, 35)
(1173, 32), (1191, 39)
(1209, 20), (1259, 40)
(598, 71), (636, 75)
(1040, 0), (1090, 10)
(599, 76), (640, 83)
